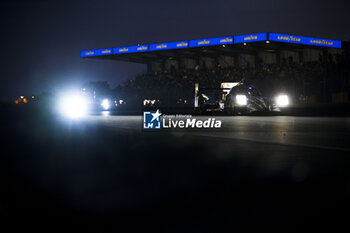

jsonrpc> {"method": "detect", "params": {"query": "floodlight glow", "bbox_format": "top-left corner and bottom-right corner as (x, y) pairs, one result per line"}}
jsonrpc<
(276, 95), (289, 107)
(101, 99), (110, 110)
(236, 95), (247, 106)
(58, 93), (89, 118)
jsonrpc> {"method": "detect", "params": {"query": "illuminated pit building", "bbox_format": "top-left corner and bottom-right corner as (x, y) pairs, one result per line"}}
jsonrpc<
(81, 32), (347, 73)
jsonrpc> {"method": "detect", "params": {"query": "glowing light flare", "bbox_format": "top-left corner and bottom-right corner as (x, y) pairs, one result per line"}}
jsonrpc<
(236, 95), (247, 106)
(276, 95), (289, 107)
(58, 93), (90, 118)
(101, 99), (110, 110)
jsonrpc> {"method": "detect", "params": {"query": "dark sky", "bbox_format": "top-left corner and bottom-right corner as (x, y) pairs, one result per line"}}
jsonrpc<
(1, 0), (349, 101)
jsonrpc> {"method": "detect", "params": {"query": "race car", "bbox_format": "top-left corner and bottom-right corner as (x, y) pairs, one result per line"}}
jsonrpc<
(224, 84), (289, 115)
(195, 88), (225, 113)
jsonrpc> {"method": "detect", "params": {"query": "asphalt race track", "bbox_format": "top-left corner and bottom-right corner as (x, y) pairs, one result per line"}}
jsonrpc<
(1, 108), (350, 232)
(86, 114), (350, 152)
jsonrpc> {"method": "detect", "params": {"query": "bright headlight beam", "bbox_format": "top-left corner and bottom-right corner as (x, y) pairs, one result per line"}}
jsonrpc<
(101, 99), (110, 110)
(236, 95), (247, 106)
(276, 95), (289, 107)
(58, 93), (89, 118)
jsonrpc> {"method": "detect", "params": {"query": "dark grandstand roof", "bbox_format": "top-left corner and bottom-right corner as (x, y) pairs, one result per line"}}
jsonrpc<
(80, 32), (345, 64)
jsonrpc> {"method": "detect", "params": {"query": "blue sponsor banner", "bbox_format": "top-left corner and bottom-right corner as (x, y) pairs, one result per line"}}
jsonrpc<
(80, 50), (97, 57)
(113, 45), (148, 54)
(95, 48), (112, 56)
(269, 33), (341, 48)
(149, 41), (188, 51)
(189, 36), (233, 47)
(80, 48), (112, 57)
(234, 33), (267, 44)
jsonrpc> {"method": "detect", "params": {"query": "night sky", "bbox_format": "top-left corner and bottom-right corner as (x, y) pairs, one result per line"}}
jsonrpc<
(1, 0), (349, 101)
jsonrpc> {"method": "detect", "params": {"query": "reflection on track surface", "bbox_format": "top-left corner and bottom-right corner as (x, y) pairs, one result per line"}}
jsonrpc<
(86, 115), (350, 151)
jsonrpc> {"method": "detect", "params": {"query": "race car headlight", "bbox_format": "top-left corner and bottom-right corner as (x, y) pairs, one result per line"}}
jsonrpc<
(101, 99), (110, 110)
(276, 95), (289, 107)
(235, 95), (247, 106)
(58, 93), (89, 118)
